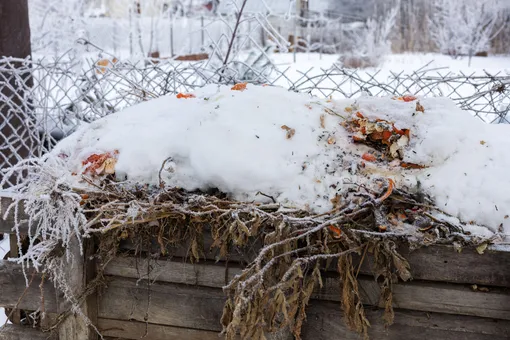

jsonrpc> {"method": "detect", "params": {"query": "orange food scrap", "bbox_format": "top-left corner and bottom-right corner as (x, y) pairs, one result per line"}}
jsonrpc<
(176, 93), (196, 99)
(231, 82), (248, 91)
(392, 124), (404, 135)
(82, 152), (118, 175)
(378, 178), (395, 202)
(81, 194), (89, 200)
(327, 136), (336, 144)
(401, 95), (417, 102)
(352, 136), (365, 143)
(362, 153), (376, 162)
(328, 225), (342, 239)
(345, 107), (353, 113)
(369, 131), (384, 140)
(378, 225), (388, 232)
(400, 162), (426, 169)
(355, 111), (364, 118)
(382, 130), (392, 140)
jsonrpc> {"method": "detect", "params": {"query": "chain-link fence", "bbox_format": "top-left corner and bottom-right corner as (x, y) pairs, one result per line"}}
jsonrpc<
(1, 51), (509, 187)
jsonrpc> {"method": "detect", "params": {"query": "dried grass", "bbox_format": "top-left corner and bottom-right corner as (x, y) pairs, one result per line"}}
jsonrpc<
(2, 159), (497, 339)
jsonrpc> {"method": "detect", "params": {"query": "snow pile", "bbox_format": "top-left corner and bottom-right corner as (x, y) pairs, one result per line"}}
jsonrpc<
(51, 84), (510, 238)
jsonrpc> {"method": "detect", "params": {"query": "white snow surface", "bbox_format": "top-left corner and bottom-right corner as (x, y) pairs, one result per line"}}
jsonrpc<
(52, 84), (510, 238)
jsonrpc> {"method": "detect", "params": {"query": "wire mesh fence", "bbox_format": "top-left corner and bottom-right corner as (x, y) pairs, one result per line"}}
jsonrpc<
(1, 51), (509, 187)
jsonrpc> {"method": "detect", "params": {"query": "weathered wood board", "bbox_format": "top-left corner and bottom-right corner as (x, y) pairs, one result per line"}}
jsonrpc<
(0, 260), (58, 312)
(96, 276), (510, 340)
(303, 301), (510, 340)
(0, 324), (56, 340)
(98, 319), (221, 340)
(103, 257), (510, 321)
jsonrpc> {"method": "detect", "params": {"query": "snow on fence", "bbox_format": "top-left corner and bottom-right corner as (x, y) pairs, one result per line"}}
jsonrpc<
(1, 53), (509, 188)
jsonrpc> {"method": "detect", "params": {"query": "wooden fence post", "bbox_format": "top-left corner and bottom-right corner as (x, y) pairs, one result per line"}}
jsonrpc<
(58, 238), (98, 340)
(0, 0), (34, 189)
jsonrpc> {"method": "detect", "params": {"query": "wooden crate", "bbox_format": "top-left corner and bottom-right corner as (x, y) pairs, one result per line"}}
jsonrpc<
(1, 196), (510, 340)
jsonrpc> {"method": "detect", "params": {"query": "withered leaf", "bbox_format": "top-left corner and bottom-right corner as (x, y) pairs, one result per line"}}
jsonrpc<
(281, 125), (296, 139)
(416, 101), (425, 113)
(320, 114), (326, 128)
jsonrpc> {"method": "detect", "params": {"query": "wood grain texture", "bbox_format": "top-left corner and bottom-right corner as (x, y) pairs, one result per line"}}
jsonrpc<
(98, 278), (225, 332)
(116, 232), (510, 287)
(98, 319), (292, 340)
(104, 256), (510, 321)
(315, 274), (510, 320)
(58, 238), (97, 340)
(97, 277), (510, 339)
(303, 300), (510, 340)
(98, 319), (220, 340)
(357, 244), (510, 287)
(0, 260), (58, 312)
(0, 324), (56, 340)
(103, 256), (241, 288)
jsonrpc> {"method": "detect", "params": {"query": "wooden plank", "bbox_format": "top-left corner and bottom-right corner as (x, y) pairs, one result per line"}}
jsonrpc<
(98, 319), (292, 340)
(315, 275), (510, 321)
(0, 260), (58, 312)
(118, 231), (260, 264)
(97, 277), (510, 340)
(0, 324), (57, 340)
(98, 319), (221, 340)
(57, 238), (97, 340)
(98, 278), (225, 332)
(302, 300), (510, 340)
(118, 236), (510, 287)
(104, 256), (510, 321)
(103, 256), (241, 289)
(356, 244), (510, 288)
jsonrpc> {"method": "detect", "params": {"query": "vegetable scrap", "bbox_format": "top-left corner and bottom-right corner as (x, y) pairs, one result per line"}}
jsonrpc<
(82, 150), (119, 176)
(345, 105), (410, 160)
(231, 82), (248, 91)
(362, 153), (377, 162)
(328, 225), (342, 238)
(176, 93), (196, 99)
(393, 94), (417, 102)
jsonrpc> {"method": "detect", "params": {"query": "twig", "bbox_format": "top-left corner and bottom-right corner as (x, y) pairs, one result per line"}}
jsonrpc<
(255, 191), (276, 203)
(219, 0), (249, 81)
(158, 156), (173, 189)
(356, 244), (369, 278)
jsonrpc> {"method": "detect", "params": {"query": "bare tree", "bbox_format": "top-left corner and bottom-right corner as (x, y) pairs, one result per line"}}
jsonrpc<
(428, 0), (505, 58)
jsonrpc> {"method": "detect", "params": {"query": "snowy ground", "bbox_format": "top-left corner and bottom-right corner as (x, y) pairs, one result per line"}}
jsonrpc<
(0, 236), (9, 326)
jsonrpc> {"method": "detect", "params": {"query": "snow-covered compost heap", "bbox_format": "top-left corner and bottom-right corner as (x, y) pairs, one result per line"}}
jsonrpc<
(3, 84), (509, 339)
